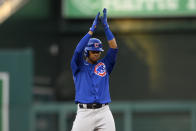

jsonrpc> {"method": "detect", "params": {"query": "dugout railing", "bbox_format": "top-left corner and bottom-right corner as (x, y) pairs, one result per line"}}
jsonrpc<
(31, 101), (196, 131)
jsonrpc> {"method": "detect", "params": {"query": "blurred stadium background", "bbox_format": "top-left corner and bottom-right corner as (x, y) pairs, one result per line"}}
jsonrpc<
(1, 0), (196, 131)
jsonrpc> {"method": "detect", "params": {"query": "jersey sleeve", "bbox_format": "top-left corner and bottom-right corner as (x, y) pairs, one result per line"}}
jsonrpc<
(103, 48), (118, 75)
(71, 33), (91, 75)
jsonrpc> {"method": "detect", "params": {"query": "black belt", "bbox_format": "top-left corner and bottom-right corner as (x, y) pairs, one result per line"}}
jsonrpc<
(78, 103), (108, 109)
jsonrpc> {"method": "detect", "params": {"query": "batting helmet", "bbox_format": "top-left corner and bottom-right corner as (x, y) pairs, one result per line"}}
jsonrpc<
(84, 38), (104, 57)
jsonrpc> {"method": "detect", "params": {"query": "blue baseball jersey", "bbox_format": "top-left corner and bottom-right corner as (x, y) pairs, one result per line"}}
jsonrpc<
(71, 33), (118, 104)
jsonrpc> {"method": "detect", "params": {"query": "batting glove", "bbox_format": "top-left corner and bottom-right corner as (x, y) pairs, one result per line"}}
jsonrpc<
(101, 8), (109, 30)
(101, 8), (114, 41)
(90, 12), (100, 32)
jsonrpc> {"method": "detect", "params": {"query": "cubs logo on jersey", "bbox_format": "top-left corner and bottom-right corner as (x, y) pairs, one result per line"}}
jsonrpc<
(94, 62), (106, 77)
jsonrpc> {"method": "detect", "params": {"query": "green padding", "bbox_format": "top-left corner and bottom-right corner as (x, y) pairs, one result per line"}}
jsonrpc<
(0, 49), (33, 131)
(62, 0), (196, 18)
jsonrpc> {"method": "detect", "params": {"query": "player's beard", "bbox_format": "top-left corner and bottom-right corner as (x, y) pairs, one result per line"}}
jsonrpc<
(89, 56), (99, 64)
(87, 55), (100, 64)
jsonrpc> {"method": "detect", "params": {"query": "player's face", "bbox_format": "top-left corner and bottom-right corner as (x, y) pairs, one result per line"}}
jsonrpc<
(89, 51), (101, 62)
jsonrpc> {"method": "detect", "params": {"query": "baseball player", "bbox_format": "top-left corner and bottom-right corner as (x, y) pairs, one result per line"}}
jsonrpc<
(71, 8), (118, 131)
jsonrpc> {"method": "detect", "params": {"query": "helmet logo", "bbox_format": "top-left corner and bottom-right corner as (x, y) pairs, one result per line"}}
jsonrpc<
(94, 43), (99, 48)
(94, 62), (106, 77)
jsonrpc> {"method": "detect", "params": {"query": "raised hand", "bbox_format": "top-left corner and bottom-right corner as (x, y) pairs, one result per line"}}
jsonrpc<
(90, 12), (100, 32)
(101, 8), (109, 30)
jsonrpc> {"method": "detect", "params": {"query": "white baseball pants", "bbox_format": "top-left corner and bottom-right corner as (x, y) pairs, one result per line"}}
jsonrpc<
(71, 105), (116, 131)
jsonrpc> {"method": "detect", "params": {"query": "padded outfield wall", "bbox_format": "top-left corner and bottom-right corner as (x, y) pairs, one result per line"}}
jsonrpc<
(0, 49), (33, 131)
